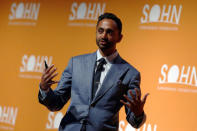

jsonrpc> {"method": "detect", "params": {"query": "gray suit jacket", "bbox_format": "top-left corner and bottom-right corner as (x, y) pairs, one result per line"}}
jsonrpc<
(39, 51), (145, 131)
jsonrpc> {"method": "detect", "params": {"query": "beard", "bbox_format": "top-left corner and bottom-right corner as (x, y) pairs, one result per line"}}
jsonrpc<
(96, 38), (114, 51)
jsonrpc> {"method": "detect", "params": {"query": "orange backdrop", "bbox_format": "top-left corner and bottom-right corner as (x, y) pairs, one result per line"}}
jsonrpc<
(0, 0), (197, 131)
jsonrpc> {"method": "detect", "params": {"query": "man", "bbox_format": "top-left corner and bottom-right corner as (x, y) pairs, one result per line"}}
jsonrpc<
(38, 12), (149, 131)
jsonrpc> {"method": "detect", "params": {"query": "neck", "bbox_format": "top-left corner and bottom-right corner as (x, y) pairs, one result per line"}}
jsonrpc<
(99, 48), (116, 57)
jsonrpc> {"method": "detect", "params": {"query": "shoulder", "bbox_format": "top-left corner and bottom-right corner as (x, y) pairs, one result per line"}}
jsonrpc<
(120, 56), (140, 75)
(69, 51), (96, 65)
(72, 52), (96, 60)
(120, 58), (141, 84)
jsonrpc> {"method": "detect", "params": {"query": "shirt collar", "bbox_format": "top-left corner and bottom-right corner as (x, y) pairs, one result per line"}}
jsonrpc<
(96, 49), (119, 63)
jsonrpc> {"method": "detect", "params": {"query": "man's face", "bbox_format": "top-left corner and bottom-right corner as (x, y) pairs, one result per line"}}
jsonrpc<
(96, 19), (122, 51)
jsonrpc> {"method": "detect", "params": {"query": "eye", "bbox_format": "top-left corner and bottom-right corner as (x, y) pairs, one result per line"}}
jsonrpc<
(98, 28), (104, 34)
(107, 29), (113, 35)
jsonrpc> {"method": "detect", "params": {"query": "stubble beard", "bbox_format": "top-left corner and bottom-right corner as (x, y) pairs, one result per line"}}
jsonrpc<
(96, 38), (113, 51)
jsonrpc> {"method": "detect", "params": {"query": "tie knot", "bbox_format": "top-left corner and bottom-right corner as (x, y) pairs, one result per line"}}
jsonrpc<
(99, 58), (106, 64)
(97, 58), (106, 71)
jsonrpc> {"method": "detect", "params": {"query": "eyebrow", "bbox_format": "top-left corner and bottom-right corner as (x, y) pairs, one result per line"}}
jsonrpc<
(98, 27), (114, 32)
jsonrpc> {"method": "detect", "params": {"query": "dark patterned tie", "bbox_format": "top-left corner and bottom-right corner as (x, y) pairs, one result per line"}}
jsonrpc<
(92, 58), (107, 99)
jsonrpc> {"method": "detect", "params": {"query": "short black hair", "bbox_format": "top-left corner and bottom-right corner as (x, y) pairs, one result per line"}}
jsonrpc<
(97, 12), (122, 34)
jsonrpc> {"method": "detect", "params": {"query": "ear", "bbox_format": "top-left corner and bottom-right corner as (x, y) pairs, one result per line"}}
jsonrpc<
(117, 34), (123, 43)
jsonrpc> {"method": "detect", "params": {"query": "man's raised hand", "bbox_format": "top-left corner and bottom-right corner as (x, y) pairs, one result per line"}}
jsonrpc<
(40, 64), (59, 92)
(120, 88), (149, 117)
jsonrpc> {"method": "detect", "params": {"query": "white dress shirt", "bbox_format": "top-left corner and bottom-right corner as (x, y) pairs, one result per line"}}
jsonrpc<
(94, 50), (118, 96)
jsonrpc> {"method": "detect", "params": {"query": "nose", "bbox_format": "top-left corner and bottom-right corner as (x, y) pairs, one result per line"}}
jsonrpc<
(101, 31), (107, 39)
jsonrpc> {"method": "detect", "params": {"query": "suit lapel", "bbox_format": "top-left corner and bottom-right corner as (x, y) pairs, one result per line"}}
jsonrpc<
(83, 52), (97, 104)
(91, 55), (129, 105)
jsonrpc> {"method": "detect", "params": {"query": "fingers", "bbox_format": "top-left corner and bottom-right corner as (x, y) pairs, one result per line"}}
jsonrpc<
(48, 80), (59, 85)
(44, 67), (57, 81)
(129, 90), (137, 103)
(120, 100), (131, 108)
(42, 63), (58, 82)
(123, 94), (135, 106)
(121, 90), (149, 115)
(128, 88), (141, 102)
(40, 64), (59, 90)
(44, 64), (54, 74)
(46, 72), (58, 82)
(134, 88), (141, 101)
(142, 93), (149, 105)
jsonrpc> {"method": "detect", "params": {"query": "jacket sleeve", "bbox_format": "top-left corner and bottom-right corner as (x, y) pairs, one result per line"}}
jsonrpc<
(38, 57), (73, 111)
(125, 71), (146, 128)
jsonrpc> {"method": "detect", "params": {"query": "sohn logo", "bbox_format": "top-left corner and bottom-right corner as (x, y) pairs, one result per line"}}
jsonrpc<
(119, 120), (157, 131)
(158, 64), (197, 93)
(46, 112), (63, 129)
(19, 54), (53, 79)
(0, 105), (18, 130)
(9, 2), (40, 26)
(140, 4), (182, 31)
(68, 2), (106, 27)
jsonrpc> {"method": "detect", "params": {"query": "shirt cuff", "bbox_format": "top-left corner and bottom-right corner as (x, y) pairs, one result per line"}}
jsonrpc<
(127, 111), (146, 128)
(39, 86), (48, 99)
